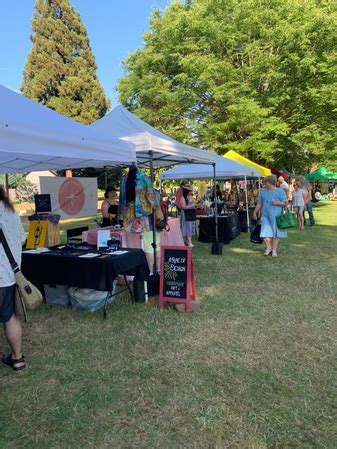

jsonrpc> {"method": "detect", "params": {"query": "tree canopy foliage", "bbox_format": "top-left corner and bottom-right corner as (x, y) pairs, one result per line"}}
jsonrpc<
(118, 0), (337, 172)
(22, 0), (109, 124)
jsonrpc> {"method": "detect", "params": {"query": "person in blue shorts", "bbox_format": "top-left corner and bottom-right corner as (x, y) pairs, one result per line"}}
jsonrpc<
(253, 176), (288, 257)
(0, 185), (27, 370)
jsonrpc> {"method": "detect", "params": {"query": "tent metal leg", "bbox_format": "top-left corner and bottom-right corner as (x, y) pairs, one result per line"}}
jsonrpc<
(104, 166), (108, 189)
(213, 163), (219, 243)
(5, 174), (9, 197)
(244, 175), (250, 232)
(149, 150), (158, 273)
(140, 233), (149, 303)
(210, 162), (222, 255)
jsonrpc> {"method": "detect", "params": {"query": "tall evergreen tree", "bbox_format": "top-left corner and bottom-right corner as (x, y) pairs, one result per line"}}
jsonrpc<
(21, 0), (110, 124)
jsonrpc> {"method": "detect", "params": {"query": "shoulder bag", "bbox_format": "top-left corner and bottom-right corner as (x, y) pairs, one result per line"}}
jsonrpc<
(0, 228), (43, 322)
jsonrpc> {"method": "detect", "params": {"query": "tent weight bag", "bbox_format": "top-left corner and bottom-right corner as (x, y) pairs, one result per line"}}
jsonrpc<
(211, 242), (223, 255)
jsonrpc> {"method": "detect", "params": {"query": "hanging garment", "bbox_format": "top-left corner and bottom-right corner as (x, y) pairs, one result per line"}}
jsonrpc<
(120, 169), (162, 233)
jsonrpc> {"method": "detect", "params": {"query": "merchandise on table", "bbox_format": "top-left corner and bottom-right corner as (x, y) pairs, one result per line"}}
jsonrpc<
(82, 217), (184, 249)
(22, 245), (149, 293)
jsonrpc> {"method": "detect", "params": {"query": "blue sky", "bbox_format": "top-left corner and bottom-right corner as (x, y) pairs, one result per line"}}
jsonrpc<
(0, 0), (170, 106)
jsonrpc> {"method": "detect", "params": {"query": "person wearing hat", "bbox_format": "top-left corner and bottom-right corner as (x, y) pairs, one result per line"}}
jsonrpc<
(177, 182), (197, 247)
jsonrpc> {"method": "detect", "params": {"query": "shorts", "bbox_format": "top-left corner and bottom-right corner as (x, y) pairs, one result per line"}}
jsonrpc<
(293, 206), (304, 213)
(0, 285), (15, 323)
(143, 230), (161, 254)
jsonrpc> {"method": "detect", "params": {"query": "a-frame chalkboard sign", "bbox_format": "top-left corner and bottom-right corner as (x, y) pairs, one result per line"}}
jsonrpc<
(158, 246), (196, 312)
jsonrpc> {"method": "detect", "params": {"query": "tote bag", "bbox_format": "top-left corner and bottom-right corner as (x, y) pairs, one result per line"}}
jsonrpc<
(250, 221), (263, 244)
(276, 210), (297, 229)
(0, 229), (43, 322)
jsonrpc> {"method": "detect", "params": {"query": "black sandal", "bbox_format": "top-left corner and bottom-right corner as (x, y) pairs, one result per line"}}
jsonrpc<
(2, 353), (26, 371)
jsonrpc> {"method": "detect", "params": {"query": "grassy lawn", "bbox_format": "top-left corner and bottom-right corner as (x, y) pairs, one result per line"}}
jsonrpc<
(1, 203), (336, 449)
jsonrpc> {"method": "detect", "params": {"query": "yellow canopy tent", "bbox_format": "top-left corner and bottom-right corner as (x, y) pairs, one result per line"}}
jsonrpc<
(224, 150), (271, 177)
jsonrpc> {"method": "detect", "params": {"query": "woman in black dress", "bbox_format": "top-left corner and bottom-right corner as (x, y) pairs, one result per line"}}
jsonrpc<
(101, 186), (119, 227)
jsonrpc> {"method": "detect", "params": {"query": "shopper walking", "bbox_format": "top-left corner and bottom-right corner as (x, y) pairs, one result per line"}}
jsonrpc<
(253, 176), (288, 257)
(298, 176), (315, 226)
(292, 182), (306, 230)
(278, 176), (289, 194)
(0, 186), (26, 371)
(287, 178), (296, 211)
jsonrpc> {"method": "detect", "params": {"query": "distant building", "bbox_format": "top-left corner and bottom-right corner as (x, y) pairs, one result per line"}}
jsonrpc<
(26, 170), (56, 192)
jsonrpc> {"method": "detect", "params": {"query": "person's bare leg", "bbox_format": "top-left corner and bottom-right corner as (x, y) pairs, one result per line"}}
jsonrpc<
(186, 236), (192, 246)
(264, 237), (272, 255)
(156, 251), (161, 272)
(3, 315), (24, 367)
(145, 252), (154, 273)
(272, 238), (280, 256)
(299, 213), (304, 230)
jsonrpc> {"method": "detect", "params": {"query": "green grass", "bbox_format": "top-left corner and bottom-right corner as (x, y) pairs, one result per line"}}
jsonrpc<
(1, 203), (336, 449)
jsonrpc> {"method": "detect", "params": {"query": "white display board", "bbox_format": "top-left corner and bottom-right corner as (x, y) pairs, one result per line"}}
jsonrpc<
(39, 177), (98, 219)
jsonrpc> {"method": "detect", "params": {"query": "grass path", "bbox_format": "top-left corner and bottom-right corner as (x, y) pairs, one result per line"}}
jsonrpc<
(1, 203), (336, 448)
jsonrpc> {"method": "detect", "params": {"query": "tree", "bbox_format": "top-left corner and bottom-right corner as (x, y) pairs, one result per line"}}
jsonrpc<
(117, 0), (337, 172)
(70, 167), (122, 190)
(21, 0), (110, 124)
(0, 174), (26, 189)
(15, 182), (38, 204)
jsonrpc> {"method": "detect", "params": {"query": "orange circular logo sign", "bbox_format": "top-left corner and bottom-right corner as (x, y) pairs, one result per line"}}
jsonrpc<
(58, 178), (85, 216)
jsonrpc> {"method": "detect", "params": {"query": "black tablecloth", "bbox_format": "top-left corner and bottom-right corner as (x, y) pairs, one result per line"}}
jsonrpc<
(238, 208), (255, 232)
(21, 246), (149, 292)
(198, 213), (240, 244)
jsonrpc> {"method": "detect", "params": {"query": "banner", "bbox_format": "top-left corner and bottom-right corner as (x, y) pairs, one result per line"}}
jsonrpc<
(197, 181), (206, 197)
(27, 220), (47, 249)
(39, 177), (98, 219)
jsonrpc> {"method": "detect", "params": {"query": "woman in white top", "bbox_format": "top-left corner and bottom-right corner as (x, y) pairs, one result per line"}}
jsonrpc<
(0, 185), (26, 370)
(292, 182), (306, 230)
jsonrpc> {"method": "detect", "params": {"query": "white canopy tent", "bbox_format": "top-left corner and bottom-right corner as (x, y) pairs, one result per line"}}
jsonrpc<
(92, 104), (219, 264)
(160, 154), (259, 232)
(160, 154), (260, 180)
(0, 85), (136, 174)
(92, 105), (217, 168)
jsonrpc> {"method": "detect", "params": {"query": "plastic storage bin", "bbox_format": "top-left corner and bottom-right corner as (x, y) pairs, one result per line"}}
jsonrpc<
(44, 284), (70, 308)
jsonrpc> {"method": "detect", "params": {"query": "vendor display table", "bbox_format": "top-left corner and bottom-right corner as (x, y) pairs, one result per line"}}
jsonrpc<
(21, 245), (149, 317)
(82, 217), (184, 248)
(238, 208), (255, 232)
(198, 213), (240, 244)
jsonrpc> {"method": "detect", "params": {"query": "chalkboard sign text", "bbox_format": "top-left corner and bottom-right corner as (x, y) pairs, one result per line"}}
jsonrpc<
(159, 246), (195, 313)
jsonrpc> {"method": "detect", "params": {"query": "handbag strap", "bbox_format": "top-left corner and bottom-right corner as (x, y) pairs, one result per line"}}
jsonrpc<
(0, 228), (20, 273)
